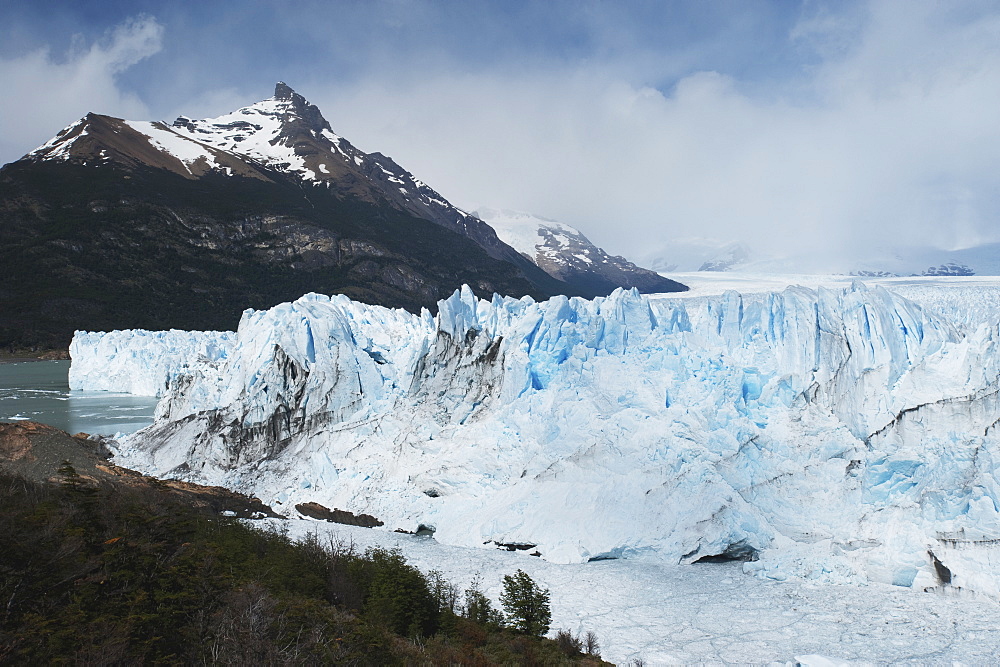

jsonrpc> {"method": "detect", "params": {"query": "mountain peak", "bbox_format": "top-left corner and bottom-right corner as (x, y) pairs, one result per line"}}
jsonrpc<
(269, 82), (331, 135)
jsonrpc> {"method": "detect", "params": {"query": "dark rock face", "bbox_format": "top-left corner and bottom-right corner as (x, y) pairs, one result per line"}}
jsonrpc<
(0, 110), (581, 346)
(295, 501), (384, 527)
(273, 81), (329, 129)
(0, 160), (549, 347)
(922, 262), (975, 276)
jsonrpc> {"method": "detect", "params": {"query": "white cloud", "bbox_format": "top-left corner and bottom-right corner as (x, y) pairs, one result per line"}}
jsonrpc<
(0, 16), (163, 165)
(306, 0), (1000, 265)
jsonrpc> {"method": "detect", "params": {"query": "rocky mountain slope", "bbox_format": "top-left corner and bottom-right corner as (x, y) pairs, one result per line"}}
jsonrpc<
(2, 83), (668, 349)
(475, 209), (686, 295)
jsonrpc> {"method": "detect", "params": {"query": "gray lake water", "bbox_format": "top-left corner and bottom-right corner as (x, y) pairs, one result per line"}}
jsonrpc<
(0, 360), (158, 435)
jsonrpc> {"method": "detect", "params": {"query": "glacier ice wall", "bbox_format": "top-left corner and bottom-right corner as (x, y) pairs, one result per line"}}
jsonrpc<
(70, 329), (235, 396)
(88, 284), (1000, 595)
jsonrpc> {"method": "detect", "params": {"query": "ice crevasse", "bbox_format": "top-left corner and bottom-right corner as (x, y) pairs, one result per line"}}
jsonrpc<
(73, 283), (1000, 595)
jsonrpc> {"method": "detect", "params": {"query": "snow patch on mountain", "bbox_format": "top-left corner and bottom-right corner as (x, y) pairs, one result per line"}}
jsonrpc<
(172, 96), (331, 180)
(27, 119), (88, 161)
(123, 120), (229, 175)
(474, 208), (580, 262)
(475, 208), (686, 293)
(71, 281), (1000, 596)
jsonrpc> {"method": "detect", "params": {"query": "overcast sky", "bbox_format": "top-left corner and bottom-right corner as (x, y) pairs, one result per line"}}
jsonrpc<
(3, 0), (1000, 263)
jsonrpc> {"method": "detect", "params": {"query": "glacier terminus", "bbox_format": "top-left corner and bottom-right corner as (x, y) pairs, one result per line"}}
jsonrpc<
(70, 279), (1000, 602)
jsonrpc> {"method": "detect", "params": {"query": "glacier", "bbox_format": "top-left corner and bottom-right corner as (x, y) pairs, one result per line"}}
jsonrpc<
(72, 281), (1000, 596)
(69, 329), (234, 396)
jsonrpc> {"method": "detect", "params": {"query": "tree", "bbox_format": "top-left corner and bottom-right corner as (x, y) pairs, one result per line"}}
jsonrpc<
(499, 569), (550, 636)
(462, 574), (504, 629)
(361, 547), (439, 638)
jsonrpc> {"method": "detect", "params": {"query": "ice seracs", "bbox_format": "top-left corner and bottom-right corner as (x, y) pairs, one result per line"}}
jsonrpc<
(72, 280), (1000, 597)
(70, 329), (234, 397)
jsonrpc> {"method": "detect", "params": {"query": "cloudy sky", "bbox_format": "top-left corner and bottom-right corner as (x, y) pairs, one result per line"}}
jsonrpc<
(2, 0), (1000, 264)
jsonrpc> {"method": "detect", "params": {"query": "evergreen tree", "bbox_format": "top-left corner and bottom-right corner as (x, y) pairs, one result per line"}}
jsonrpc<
(499, 569), (551, 636)
(462, 574), (504, 629)
(358, 547), (439, 638)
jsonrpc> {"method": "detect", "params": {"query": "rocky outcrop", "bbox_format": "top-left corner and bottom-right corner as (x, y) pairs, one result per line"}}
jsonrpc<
(0, 421), (280, 518)
(294, 501), (384, 527)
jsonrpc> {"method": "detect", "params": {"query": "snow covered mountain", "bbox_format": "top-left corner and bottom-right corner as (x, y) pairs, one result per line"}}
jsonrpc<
(4, 83), (642, 348)
(643, 237), (1000, 277)
(23, 82), (545, 273)
(640, 238), (753, 273)
(475, 208), (686, 294)
(846, 243), (1000, 277)
(73, 280), (1000, 597)
(167, 83), (523, 260)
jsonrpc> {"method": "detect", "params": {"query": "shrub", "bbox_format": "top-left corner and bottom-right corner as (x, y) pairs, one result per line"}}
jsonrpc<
(0, 470), (607, 663)
(556, 628), (583, 655)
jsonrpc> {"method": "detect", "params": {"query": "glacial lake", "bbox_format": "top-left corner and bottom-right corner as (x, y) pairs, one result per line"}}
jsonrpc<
(0, 360), (158, 436)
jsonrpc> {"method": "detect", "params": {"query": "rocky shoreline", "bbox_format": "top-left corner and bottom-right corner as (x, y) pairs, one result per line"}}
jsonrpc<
(0, 349), (70, 363)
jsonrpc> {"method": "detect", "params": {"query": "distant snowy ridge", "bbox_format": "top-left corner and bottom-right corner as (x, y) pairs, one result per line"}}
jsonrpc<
(76, 283), (1000, 597)
(70, 329), (234, 397)
(475, 208), (687, 294)
(475, 208), (589, 263)
(640, 238), (753, 273)
(642, 237), (1000, 277)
